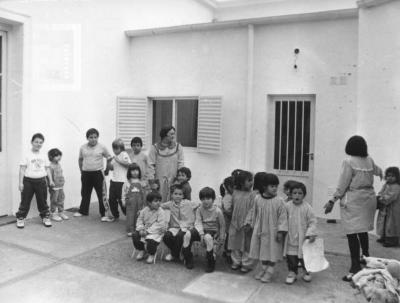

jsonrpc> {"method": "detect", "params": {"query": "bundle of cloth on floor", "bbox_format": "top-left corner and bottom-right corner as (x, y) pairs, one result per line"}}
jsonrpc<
(352, 256), (400, 303)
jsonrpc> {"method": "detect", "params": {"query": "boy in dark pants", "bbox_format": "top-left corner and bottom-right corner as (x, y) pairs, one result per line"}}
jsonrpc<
(161, 184), (200, 269)
(195, 187), (225, 272)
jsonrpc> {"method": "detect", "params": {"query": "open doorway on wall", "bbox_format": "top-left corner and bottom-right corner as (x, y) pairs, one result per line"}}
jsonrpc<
(267, 95), (315, 204)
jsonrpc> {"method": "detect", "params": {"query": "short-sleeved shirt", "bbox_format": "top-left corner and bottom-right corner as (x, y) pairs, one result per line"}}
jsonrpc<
(21, 150), (50, 178)
(111, 151), (131, 182)
(79, 143), (111, 171)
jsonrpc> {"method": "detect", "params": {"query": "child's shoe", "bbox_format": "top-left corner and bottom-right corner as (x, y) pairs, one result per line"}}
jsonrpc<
(51, 213), (62, 222)
(73, 212), (83, 217)
(146, 255), (155, 264)
(205, 251), (216, 273)
(59, 212), (69, 220)
(285, 271), (297, 284)
(165, 253), (174, 262)
(183, 247), (194, 269)
(302, 271), (312, 282)
(42, 217), (52, 227)
(254, 269), (266, 280)
(16, 218), (25, 229)
(136, 250), (145, 260)
(231, 263), (241, 270)
(260, 266), (274, 283)
(101, 216), (115, 222)
(127, 232), (133, 237)
(240, 267), (251, 273)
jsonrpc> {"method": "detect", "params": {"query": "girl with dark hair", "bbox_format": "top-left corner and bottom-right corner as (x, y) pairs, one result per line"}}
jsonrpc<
(324, 135), (383, 282)
(376, 167), (400, 247)
(148, 126), (184, 202)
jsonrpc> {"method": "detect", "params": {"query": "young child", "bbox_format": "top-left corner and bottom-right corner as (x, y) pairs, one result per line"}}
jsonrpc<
(228, 170), (255, 273)
(194, 187), (226, 273)
(161, 184), (200, 269)
(132, 191), (166, 264)
(248, 173), (288, 283)
(16, 133), (55, 228)
(283, 182), (317, 284)
(376, 167), (400, 247)
(107, 139), (131, 221)
(128, 137), (148, 182)
(176, 167), (192, 200)
(122, 164), (145, 236)
(221, 176), (234, 264)
(283, 180), (298, 202)
(48, 148), (68, 221)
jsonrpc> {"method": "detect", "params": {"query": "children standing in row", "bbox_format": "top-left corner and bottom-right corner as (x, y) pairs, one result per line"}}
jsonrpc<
(221, 176), (234, 264)
(48, 148), (68, 221)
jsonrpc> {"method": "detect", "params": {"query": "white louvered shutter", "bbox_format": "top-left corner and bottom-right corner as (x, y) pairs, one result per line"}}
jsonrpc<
(116, 97), (148, 148)
(197, 96), (222, 154)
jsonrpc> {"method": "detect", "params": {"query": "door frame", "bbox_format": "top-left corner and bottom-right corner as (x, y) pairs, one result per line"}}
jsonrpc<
(266, 94), (316, 203)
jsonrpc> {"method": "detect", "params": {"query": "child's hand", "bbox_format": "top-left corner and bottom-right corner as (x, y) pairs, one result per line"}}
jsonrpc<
(307, 235), (316, 243)
(49, 181), (55, 188)
(19, 183), (24, 192)
(139, 230), (147, 237)
(276, 232), (284, 243)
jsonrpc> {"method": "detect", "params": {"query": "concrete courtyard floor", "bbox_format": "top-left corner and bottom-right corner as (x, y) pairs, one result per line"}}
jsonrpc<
(0, 203), (399, 303)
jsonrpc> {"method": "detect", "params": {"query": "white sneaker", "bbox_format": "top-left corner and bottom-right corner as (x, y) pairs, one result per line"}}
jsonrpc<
(146, 255), (155, 264)
(127, 232), (133, 237)
(42, 217), (52, 227)
(302, 272), (312, 282)
(59, 213), (69, 220)
(51, 214), (62, 222)
(16, 218), (25, 229)
(73, 212), (83, 217)
(285, 271), (297, 284)
(136, 250), (145, 260)
(101, 216), (115, 222)
(165, 253), (174, 261)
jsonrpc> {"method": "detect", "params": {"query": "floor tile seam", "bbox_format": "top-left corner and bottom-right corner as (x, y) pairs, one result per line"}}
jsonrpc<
(62, 260), (223, 303)
(0, 239), (61, 261)
(244, 283), (264, 303)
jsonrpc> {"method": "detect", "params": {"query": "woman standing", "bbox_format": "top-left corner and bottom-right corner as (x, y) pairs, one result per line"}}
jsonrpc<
(148, 126), (184, 202)
(324, 135), (382, 282)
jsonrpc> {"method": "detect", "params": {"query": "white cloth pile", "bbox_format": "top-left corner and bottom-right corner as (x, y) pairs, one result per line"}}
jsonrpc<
(352, 257), (400, 303)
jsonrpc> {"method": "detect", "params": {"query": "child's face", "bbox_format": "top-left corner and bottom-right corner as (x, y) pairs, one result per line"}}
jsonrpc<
(113, 147), (121, 155)
(386, 173), (397, 184)
(31, 138), (44, 152)
(131, 143), (142, 154)
(284, 187), (292, 199)
(244, 178), (253, 191)
(292, 188), (305, 205)
(201, 197), (213, 209)
(52, 155), (62, 163)
(149, 199), (161, 210)
(129, 169), (140, 179)
(87, 134), (98, 146)
(177, 171), (188, 183)
(171, 189), (184, 203)
(265, 185), (278, 196)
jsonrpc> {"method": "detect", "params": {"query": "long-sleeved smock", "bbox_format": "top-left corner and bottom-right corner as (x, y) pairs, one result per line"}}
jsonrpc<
(194, 205), (225, 239)
(333, 156), (382, 234)
(147, 142), (184, 202)
(221, 193), (233, 231)
(136, 206), (166, 242)
(248, 195), (288, 262)
(376, 183), (400, 238)
(283, 201), (317, 258)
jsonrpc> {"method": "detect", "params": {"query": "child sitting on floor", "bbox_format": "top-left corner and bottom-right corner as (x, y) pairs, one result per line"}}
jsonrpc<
(283, 182), (317, 284)
(194, 187), (225, 273)
(161, 184), (200, 269)
(132, 191), (166, 264)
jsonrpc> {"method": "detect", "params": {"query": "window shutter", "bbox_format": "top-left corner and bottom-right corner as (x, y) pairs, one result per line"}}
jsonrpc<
(116, 97), (148, 148)
(197, 96), (222, 154)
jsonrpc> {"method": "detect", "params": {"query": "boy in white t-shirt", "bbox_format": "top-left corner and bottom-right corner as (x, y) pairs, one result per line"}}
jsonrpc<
(106, 139), (131, 220)
(16, 133), (55, 228)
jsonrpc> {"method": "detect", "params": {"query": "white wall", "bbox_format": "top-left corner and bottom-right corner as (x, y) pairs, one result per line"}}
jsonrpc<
(0, 0), (213, 214)
(357, 1), (400, 176)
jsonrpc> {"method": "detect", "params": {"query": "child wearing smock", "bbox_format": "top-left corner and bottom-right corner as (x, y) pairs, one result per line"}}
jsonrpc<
(16, 133), (54, 228)
(283, 182), (317, 284)
(194, 187), (226, 272)
(122, 164), (145, 236)
(48, 148), (68, 221)
(132, 191), (166, 264)
(228, 170), (255, 272)
(128, 137), (148, 182)
(376, 167), (400, 247)
(221, 176), (234, 264)
(248, 173), (288, 283)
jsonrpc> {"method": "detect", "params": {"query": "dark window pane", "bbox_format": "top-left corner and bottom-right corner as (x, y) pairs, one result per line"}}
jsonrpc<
(280, 101), (288, 170)
(302, 101), (311, 171)
(0, 36), (2, 73)
(295, 102), (303, 171)
(288, 101), (295, 170)
(152, 100), (172, 144)
(176, 99), (198, 147)
(273, 102), (281, 169)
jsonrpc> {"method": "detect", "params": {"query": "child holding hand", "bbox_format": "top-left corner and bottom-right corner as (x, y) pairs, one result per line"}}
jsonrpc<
(194, 187), (225, 273)
(283, 182), (317, 284)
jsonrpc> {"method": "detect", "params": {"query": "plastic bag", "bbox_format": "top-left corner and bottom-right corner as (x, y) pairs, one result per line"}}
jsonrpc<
(302, 238), (330, 273)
